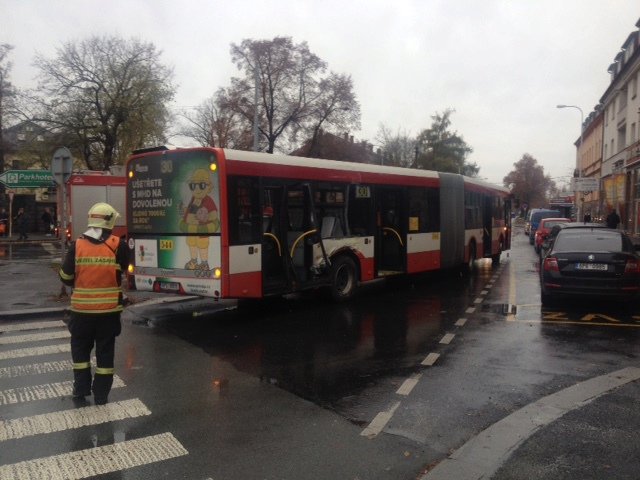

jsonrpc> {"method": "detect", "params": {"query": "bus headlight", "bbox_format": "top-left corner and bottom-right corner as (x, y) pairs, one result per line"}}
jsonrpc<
(127, 264), (135, 274)
(214, 268), (221, 278)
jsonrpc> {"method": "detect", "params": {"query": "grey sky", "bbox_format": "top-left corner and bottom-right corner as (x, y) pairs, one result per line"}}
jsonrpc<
(2, 0), (638, 185)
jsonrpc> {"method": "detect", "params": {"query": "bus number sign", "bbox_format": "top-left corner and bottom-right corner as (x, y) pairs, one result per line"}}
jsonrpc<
(159, 239), (174, 250)
(355, 185), (371, 198)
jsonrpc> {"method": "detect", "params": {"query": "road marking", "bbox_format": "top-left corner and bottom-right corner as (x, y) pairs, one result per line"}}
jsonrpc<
(396, 374), (422, 396)
(0, 398), (151, 441)
(421, 367), (640, 480)
(485, 284), (493, 289)
(480, 290), (488, 295)
(421, 353), (440, 366)
(0, 432), (188, 479)
(473, 297), (483, 304)
(465, 307), (476, 314)
(0, 376), (125, 406)
(42, 242), (58, 254)
(0, 330), (70, 345)
(506, 258), (517, 321)
(0, 343), (71, 360)
(360, 401), (401, 438)
(518, 318), (640, 328)
(455, 318), (467, 327)
(0, 321), (66, 333)
(0, 359), (78, 379)
(439, 333), (455, 345)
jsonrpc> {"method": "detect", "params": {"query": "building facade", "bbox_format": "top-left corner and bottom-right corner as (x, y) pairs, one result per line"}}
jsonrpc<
(600, 18), (640, 233)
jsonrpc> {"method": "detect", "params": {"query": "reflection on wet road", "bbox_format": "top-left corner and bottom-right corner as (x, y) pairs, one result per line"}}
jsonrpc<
(153, 264), (496, 416)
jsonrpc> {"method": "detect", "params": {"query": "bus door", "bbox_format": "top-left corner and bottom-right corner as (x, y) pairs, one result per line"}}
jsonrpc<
(284, 183), (317, 287)
(261, 184), (288, 294)
(482, 195), (493, 257)
(376, 187), (406, 276)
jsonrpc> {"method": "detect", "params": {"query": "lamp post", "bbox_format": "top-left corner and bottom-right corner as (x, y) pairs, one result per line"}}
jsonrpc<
(557, 104), (584, 220)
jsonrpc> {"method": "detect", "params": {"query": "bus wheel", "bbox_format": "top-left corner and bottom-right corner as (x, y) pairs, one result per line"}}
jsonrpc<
(330, 256), (357, 301)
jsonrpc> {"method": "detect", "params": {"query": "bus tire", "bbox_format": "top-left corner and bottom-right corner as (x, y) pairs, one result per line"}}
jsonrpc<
(329, 256), (358, 301)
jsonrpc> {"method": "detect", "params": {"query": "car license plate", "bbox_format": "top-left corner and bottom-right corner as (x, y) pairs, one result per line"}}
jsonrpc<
(159, 282), (180, 291)
(576, 263), (607, 271)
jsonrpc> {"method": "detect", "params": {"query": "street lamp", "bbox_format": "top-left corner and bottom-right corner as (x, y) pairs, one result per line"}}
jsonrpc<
(557, 104), (585, 219)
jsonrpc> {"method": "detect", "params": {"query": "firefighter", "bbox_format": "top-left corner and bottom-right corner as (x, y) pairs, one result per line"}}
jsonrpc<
(59, 202), (128, 405)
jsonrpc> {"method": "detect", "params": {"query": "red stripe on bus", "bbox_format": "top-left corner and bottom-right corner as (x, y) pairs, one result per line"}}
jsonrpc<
(407, 251), (441, 273)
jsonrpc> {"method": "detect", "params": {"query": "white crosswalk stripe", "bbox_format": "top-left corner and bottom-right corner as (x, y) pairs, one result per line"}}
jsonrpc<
(0, 330), (71, 345)
(0, 321), (66, 333)
(0, 343), (70, 360)
(0, 360), (76, 379)
(0, 432), (188, 479)
(0, 398), (151, 441)
(0, 377), (126, 406)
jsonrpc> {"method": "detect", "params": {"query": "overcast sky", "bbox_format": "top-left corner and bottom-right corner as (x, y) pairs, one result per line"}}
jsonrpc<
(2, 0), (639, 185)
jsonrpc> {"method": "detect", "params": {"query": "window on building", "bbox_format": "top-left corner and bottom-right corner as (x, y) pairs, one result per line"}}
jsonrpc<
(617, 126), (626, 152)
(632, 74), (638, 99)
(618, 88), (628, 112)
(632, 123), (637, 144)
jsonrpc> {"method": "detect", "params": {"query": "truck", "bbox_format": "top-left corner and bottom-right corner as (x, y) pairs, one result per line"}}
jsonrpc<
(58, 171), (126, 242)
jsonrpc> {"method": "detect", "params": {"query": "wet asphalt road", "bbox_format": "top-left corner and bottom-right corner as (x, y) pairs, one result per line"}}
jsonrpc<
(2, 231), (640, 479)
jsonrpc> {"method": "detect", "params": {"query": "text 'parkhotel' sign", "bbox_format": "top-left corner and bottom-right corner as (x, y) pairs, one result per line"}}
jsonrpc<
(0, 170), (54, 188)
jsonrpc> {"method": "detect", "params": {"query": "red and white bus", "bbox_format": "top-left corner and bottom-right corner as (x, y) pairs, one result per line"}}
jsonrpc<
(125, 147), (511, 301)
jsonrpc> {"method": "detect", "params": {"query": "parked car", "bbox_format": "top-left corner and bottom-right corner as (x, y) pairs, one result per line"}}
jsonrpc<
(540, 225), (640, 305)
(529, 209), (561, 245)
(534, 217), (571, 254)
(539, 222), (609, 261)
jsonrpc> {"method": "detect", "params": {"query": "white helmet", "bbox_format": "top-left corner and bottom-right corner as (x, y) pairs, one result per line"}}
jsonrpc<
(87, 202), (119, 230)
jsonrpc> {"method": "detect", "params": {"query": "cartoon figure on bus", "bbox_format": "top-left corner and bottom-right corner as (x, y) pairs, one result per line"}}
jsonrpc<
(179, 168), (220, 271)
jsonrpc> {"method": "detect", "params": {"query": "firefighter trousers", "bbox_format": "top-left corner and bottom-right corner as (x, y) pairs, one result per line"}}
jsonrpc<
(68, 311), (121, 404)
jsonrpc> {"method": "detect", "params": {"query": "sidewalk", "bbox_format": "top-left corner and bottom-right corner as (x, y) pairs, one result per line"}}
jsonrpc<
(0, 234), (188, 320)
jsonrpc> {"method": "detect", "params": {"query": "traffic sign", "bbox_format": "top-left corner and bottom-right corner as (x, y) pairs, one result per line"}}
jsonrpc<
(571, 177), (599, 192)
(0, 170), (54, 188)
(51, 147), (73, 185)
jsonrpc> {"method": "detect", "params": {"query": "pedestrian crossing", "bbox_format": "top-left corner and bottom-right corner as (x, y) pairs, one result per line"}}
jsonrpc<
(0, 318), (189, 478)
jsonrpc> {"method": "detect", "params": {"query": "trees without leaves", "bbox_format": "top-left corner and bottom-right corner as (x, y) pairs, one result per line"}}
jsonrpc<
(503, 153), (556, 209)
(222, 36), (360, 154)
(0, 44), (16, 176)
(30, 35), (175, 170)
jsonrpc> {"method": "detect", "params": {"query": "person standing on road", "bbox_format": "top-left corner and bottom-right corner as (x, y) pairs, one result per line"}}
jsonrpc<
(59, 202), (128, 405)
(606, 209), (620, 229)
(14, 207), (28, 240)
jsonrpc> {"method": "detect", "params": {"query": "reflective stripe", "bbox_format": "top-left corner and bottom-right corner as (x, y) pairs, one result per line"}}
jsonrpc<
(74, 287), (121, 294)
(72, 362), (91, 370)
(95, 367), (114, 375)
(59, 269), (74, 281)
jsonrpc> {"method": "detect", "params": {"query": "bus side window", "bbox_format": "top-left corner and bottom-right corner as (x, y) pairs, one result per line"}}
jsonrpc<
(348, 185), (373, 236)
(228, 176), (261, 245)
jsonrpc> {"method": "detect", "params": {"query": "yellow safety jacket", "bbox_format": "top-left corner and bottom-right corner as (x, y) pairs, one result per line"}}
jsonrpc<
(70, 235), (123, 313)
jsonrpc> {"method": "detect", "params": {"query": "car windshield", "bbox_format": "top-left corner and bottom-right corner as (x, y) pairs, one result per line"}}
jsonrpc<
(542, 220), (565, 229)
(553, 231), (623, 252)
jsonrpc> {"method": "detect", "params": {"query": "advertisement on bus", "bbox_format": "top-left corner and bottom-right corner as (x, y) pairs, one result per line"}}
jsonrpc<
(127, 149), (222, 297)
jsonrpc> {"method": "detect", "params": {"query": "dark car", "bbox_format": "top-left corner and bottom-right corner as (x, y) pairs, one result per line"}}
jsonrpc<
(539, 222), (608, 260)
(540, 226), (640, 305)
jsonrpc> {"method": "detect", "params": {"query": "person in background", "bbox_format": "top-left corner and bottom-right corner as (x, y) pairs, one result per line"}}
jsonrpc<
(606, 209), (620, 229)
(41, 207), (53, 235)
(14, 207), (28, 240)
(583, 211), (591, 223)
(59, 202), (128, 405)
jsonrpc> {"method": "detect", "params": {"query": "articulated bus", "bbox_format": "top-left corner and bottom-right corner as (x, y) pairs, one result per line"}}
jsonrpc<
(126, 147), (511, 301)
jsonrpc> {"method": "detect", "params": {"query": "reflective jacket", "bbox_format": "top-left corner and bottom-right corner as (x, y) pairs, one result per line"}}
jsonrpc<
(67, 235), (123, 313)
